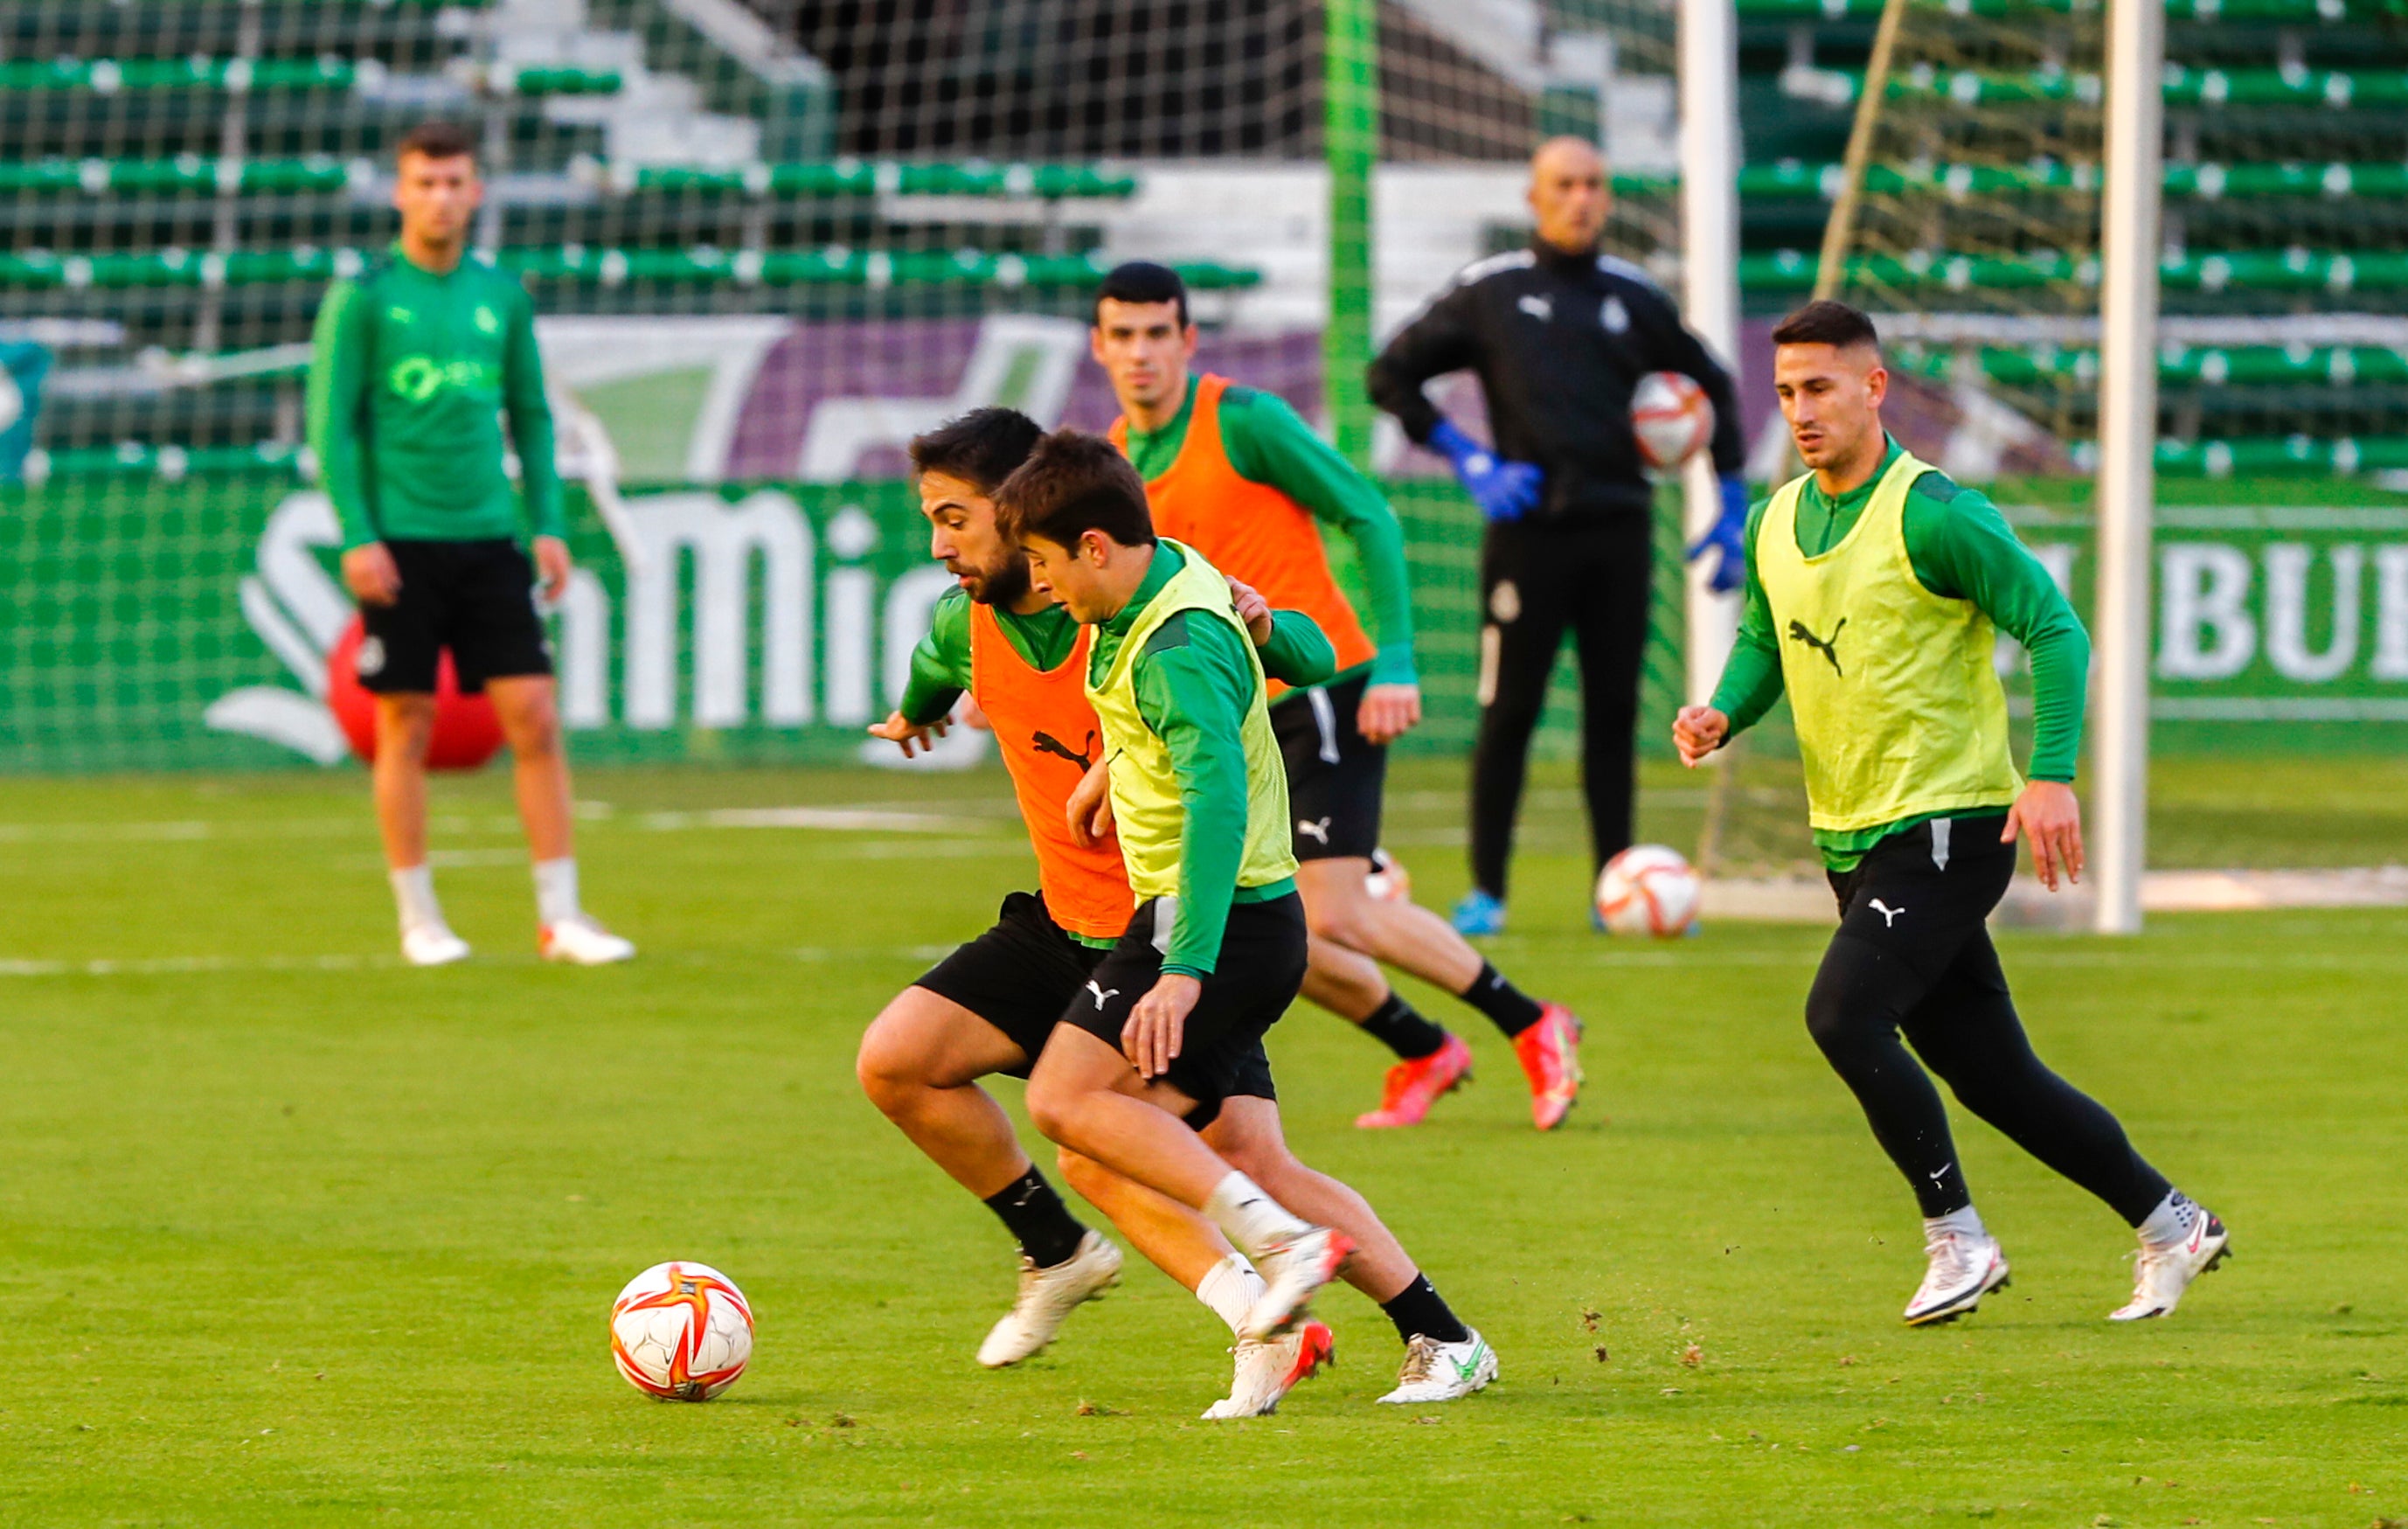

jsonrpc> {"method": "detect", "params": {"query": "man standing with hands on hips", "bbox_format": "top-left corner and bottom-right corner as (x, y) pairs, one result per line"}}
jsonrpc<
(1674, 299), (2228, 1328)
(1369, 136), (1751, 935)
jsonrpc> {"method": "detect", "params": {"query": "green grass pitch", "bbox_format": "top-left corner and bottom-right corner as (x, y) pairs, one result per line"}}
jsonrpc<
(1, 757), (2403, 1526)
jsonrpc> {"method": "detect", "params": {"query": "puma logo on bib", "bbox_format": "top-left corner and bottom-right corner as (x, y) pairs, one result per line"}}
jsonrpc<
(1787, 616), (1848, 677)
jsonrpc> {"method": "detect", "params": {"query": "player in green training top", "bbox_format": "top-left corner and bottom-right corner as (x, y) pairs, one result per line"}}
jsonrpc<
(1093, 261), (1581, 1134)
(307, 121), (632, 967)
(1675, 301), (2228, 1328)
(1003, 430), (1500, 1401)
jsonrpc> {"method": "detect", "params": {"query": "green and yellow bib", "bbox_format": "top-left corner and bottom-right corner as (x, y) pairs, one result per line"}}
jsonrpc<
(1086, 539), (1299, 900)
(1756, 449), (2023, 833)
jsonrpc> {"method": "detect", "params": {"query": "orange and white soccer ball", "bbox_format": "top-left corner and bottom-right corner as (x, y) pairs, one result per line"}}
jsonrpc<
(1631, 371), (1714, 471)
(610, 1261), (754, 1401)
(1364, 847), (1412, 904)
(1595, 844), (1702, 937)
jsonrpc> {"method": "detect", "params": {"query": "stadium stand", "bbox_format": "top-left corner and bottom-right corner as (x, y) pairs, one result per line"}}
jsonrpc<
(2, 0), (2402, 481)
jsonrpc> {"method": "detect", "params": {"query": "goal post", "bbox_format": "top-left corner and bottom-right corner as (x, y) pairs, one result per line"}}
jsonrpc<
(1678, 0), (1745, 709)
(2092, 0), (2168, 935)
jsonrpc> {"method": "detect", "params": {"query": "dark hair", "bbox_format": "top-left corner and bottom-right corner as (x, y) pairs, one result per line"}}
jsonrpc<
(1093, 261), (1190, 329)
(995, 429), (1156, 551)
(397, 121), (478, 166)
(1771, 299), (1881, 354)
(908, 407), (1044, 496)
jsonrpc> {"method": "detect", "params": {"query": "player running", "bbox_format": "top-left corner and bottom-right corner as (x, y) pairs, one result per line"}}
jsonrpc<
(307, 121), (631, 967)
(985, 427), (1498, 1403)
(863, 410), (1490, 1413)
(1090, 261), (1583, 1131)
(1675, 301), (2230, 1326)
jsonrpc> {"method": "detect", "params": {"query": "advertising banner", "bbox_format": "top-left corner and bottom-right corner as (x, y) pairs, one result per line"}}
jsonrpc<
(2, 473), (2403, 775)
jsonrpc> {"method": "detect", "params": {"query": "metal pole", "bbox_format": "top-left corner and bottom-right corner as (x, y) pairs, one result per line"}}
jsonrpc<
(1678, 0), (1744, 705)
(2093, 0), (2164, 935)
(1323, 0), (1378, 471)
(1815, 0), (1909, 302)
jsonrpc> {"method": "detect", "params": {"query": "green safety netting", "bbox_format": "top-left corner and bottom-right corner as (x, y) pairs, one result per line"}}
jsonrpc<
(1740, 247), (2408, 293)
(0, 157), (362, 194)
(1738, 0), (2368, 19)
(0, 156), (1138, 199)
(1613, 162), (2408, 201)
(0, 245), (1259, 291)
(0, 58), (621, 94)
(595, 160), (1139, 198)
(1799, 65), (2408, 109)
(27, 435), (2407, 483)
(1891, 345), (2408, 387)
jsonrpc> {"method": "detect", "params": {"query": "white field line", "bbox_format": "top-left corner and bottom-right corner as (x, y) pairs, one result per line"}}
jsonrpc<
(0, 803), (1008, 846)
(0, 944), (967, 979)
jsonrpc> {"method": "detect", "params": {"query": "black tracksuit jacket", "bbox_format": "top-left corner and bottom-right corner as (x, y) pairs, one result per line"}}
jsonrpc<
(1367, 239), (1746, 523)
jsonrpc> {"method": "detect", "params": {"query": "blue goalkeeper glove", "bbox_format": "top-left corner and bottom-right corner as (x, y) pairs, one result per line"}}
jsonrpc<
(1429, 418), (1543, 524)
(1685, 473), (1752, 594)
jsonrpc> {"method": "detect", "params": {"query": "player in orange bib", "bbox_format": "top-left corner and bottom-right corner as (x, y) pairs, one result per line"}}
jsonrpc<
(859, 409), (1493, 1414)
(1093, 262), (1586, 1130)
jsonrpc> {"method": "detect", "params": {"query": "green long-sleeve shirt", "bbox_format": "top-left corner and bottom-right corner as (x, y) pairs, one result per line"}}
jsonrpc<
(307, 245), (566, 552)
(898, 579), (1337, 961)
(1708, 439), (2089, 872)
(1121, 377), (1417, 688)
(1082, 546), (1336, 974)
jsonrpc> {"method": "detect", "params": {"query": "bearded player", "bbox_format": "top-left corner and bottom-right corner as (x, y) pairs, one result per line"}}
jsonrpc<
(1092, 261), (1583, 1132)
(861, 410), (1490, 1412)
(1675, 302), (2229, 1326)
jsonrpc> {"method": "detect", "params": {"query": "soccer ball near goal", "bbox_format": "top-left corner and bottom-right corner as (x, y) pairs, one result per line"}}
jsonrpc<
(609, 1261), (755, 1401)
(1630, 372), (1714, 472)
(1594, 845), (1702, 938)
(1364, 847), (1412, 904)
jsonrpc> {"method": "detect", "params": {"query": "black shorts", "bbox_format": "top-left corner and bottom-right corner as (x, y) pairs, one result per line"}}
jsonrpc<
(913, 892), (1107, 1080)
(1825, 812), (2016, 955)
(357, 538), (552, 695)
(1270, 672), (1388, 862)
(1059, 893), (1304, 1125)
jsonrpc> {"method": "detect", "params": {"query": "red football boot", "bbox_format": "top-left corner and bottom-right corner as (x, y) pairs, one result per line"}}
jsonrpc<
(1512, 1004), (1585, 1129)
(1355, 1032), (1475, 1129)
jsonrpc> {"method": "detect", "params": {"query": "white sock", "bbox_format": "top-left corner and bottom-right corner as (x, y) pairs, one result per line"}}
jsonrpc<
(1194, 1254), (1266, 1339)
(1203, 1172), (1310, 1260)
(2135, 1190), (2197, 1248)
(390, 864), (445, 935)
(533, 857), (580, 927)
(1924, 1206), (1988, 1245)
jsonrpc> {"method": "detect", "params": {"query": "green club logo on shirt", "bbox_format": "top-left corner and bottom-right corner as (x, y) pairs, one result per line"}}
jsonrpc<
(385, 355), (497, 403)
(474, 304), (500, 335)
(1787, 616), (1848, 677)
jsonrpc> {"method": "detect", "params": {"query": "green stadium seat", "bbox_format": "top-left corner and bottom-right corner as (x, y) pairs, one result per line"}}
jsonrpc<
(0, 245), (1259, 292)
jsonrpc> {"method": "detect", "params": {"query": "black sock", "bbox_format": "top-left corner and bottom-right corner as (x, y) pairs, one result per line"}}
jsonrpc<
(1380, 1272), (1470, 1346)
(1458, 961), (1544, 1039)
(982, 1165), (1088, 1269)
(1357, 993), (1448, 1060)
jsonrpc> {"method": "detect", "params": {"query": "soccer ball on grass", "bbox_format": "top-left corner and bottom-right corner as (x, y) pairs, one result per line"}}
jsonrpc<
(609, 1261), (754, 1400)
(1594, 844), (1703, 937)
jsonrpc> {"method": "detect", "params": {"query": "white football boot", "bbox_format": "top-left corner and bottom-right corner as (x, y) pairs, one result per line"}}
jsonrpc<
(539, 914), (636, 965)
(1202, 1319), (1334, 1420)
(400, 924), (472, 967)
(1905, 1228), (2011, 1326)
(976, 1231), (1122, 1368)
(1377, 1329), (1499, 1404)
(2110, 1211), (2231, 1321)
(1240, 1226), (1354, 1343)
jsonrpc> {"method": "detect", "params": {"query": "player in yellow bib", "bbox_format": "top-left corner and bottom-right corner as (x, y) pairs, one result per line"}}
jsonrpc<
(1003, 430), (1499, 1400)
(1676, 302), (2229, 1328)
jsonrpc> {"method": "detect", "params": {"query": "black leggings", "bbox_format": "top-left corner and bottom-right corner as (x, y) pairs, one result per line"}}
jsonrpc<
(1806, 815), (2172, 1224)
(1469, 516), (1654, 898)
